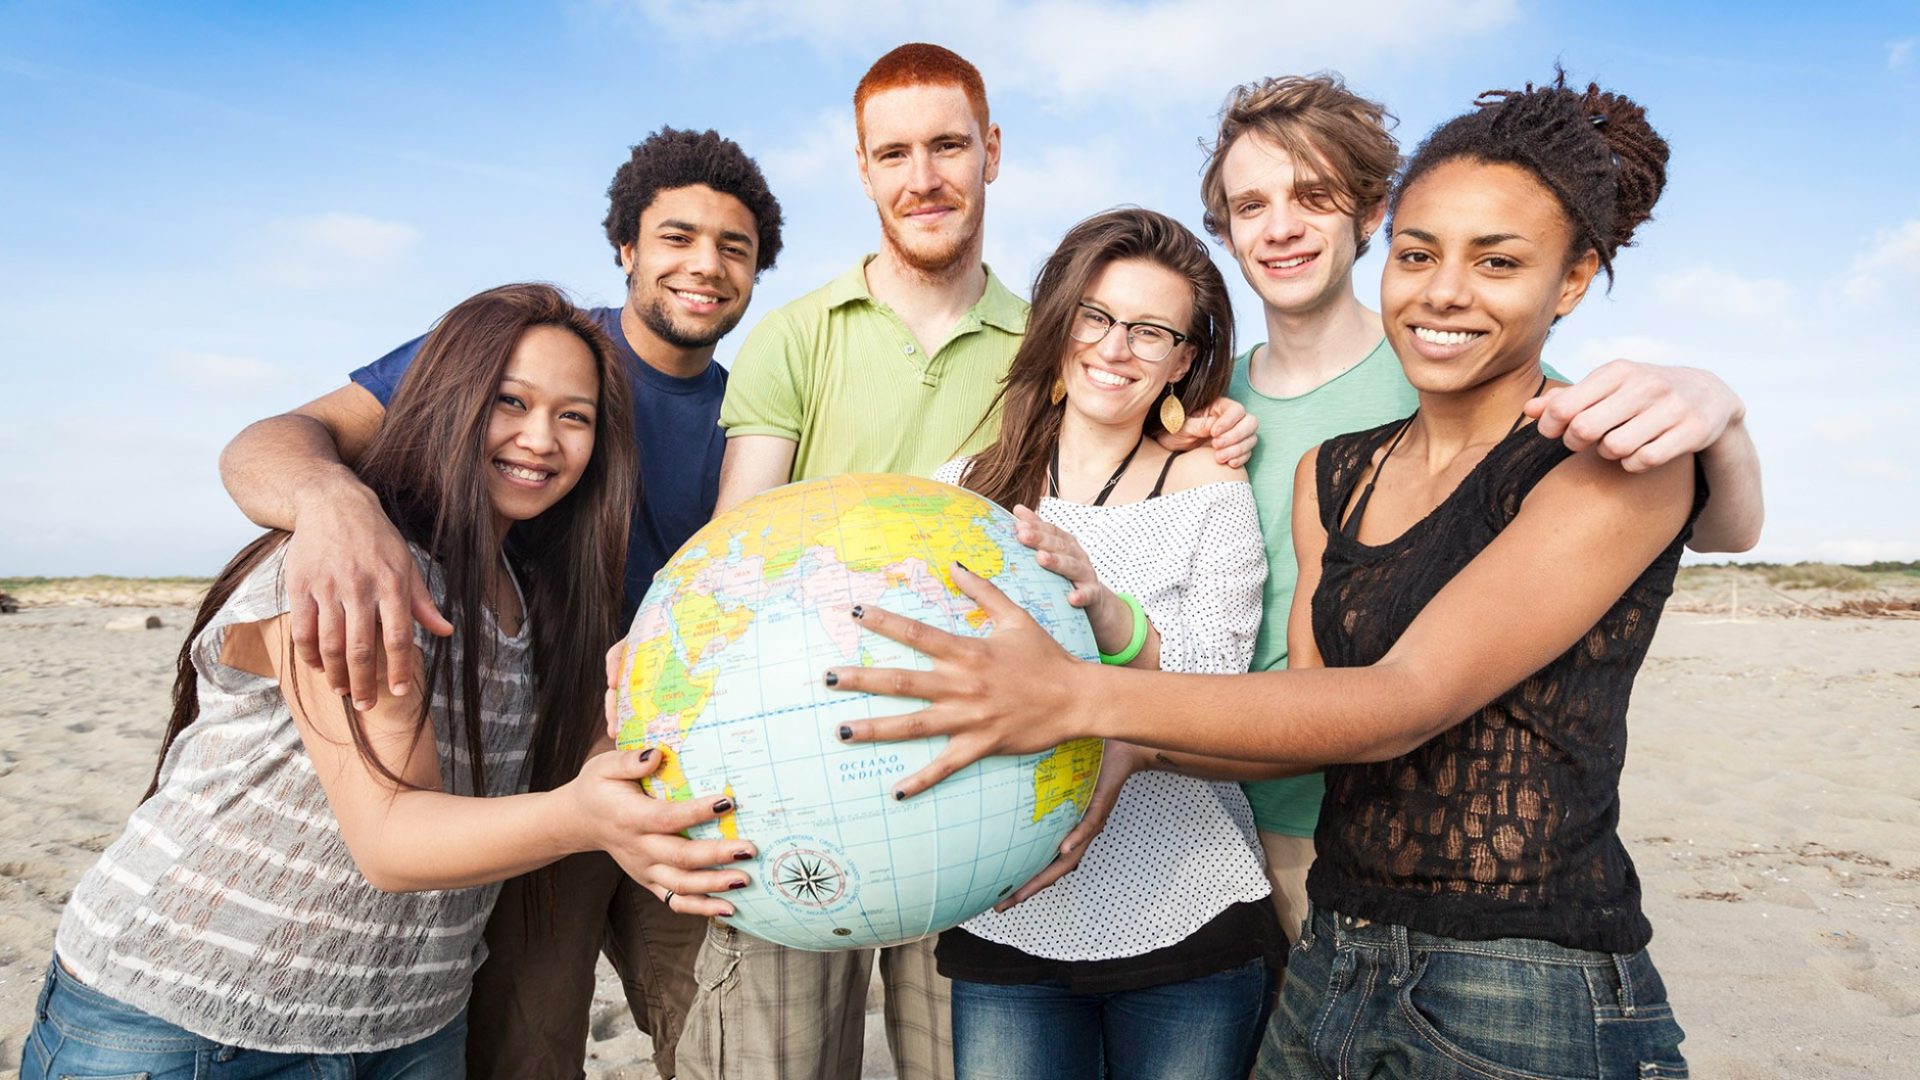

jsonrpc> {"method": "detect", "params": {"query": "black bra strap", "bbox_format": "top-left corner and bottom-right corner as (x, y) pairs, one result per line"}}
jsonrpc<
(1147, 449), (1184, 499)
(1338, 416), (1415, 540)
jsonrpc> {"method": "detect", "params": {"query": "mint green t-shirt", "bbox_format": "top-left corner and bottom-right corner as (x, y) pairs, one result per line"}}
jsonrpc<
(719, 257), (1028, 481)
(1233, 338), (1416, 836)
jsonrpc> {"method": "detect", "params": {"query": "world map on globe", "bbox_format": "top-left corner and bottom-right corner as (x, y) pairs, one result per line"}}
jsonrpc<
(615, 472), (1103, 951)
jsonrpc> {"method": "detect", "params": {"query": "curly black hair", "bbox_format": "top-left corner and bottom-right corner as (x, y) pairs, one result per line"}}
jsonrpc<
(603, 127), (784, 275)
(1390, 69), (1668, 285)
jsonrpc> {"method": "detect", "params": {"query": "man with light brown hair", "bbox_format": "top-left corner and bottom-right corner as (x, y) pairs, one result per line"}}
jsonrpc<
(1202, 73), (1766, 949)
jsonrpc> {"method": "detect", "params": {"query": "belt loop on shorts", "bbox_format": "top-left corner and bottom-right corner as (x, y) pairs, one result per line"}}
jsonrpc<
(1612, 953), (1638, 1016)
(36, 959), (56, 1021)
(1388, 924), (1412, 987)
(1297, 901), (1317, 950)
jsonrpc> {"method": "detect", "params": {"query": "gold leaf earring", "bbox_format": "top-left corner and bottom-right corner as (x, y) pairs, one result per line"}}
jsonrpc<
(1049, 377), (1067, 406)
(1159, 389), (1186, 434)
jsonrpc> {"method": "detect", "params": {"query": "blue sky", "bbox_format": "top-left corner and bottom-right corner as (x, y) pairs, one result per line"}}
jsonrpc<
(3, 1), (1916, 575)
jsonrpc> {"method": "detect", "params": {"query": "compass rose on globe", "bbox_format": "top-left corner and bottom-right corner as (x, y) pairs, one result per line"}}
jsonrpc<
(771, 847), (848, 908)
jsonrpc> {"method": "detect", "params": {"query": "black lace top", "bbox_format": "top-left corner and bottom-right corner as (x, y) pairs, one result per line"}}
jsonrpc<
(1304, 419), (1704, 954)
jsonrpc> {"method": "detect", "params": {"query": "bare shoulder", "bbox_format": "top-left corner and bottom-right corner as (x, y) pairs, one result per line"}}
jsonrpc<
(1160, 450), (1247, 495)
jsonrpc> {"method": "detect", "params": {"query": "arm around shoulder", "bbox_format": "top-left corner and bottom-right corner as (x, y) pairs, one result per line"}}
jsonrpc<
(222, 382), (449, 710)
(220, 383), (386, 531)
(1688, 415), (1763, 553)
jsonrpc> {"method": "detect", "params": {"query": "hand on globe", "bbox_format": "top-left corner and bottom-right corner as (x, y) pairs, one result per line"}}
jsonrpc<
(990, 739), (1146, 911)
(1010, 505), (1122, 645)
(560, 747), (757, 917)
(603, 638), (627, 742)
(828, 564), (1092, 799)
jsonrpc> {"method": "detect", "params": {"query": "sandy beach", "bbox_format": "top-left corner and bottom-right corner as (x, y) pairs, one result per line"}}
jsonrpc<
(1, 576), (1915, 1077)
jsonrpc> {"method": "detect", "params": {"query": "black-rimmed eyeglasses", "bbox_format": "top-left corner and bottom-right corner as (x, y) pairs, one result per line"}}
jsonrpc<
(1069, 303), (1188, 363)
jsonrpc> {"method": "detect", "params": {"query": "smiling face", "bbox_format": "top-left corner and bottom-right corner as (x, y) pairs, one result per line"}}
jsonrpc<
(1221, 133), (1383, 320)
(485, 324), (601, 537)
(857, 82), (1000, 275)
(1381, 158), (1599, 395)
(619, 184), (759, 353)
(1059, 258), (1196, 430)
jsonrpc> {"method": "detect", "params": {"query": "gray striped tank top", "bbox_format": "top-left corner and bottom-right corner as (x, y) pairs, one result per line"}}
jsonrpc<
(55, 543), (535, 1052)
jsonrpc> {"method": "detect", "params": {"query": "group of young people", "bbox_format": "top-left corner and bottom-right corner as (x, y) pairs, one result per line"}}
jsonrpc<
(24, 41), (1760, 1080)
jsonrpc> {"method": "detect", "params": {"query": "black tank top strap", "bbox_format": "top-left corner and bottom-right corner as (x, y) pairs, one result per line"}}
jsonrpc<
(1146, 449), (1185, 499)
(1314, 419), (1409, 535)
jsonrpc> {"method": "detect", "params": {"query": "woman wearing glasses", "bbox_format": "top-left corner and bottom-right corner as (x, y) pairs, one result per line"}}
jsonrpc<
(930, 208), (1283, 1080)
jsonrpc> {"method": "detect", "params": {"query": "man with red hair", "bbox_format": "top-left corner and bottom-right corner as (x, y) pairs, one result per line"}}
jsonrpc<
(692, 42), (1254, 1080)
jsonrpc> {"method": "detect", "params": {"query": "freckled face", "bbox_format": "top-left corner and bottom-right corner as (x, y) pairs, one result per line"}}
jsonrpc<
(1381, 159), (1597, 395)
(857, 83), (1000, 274)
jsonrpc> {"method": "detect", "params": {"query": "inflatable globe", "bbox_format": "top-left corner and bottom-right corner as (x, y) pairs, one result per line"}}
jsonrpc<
(615, 472), (1102, 951)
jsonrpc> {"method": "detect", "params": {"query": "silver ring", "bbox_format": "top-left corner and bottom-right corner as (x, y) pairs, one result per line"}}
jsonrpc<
(663, 889), (676, 906)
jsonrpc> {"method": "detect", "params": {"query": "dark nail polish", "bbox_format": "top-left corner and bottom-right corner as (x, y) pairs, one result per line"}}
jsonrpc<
(732, 849), (755, 862)
(728, 879), (750, 891)
(955, 561), (973, 575)
(893, 789), (908, 801)
(850, 605), (865, 619)
(838, 725), (853, 741)
(712, 798), (734, 814)
(824, 671), (839, 687)
(637, 748), (654, 762)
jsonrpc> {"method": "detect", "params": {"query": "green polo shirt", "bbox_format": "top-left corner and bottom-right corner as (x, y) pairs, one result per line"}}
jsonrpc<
(720, 256), (1028, 480)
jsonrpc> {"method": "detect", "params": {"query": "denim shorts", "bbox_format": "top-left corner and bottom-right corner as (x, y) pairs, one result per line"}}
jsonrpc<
(1255, 905), (1687, 1080)
(20, 958), (467, 1080)
(951, 957), (1271, 1080)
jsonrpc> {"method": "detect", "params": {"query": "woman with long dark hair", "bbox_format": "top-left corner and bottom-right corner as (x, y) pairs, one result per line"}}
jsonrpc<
(932, 208), (1282, 1079)
(23, 284), (748, 1078)
(832, 74), (1699, 1076)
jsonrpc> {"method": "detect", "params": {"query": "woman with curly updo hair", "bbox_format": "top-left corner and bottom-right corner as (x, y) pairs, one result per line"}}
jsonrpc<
(826, 71), (1700, 1078)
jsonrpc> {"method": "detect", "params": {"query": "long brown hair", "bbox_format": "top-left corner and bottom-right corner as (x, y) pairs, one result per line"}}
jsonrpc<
(148, 284), (637, 800)
(960, 208), (1236, 509)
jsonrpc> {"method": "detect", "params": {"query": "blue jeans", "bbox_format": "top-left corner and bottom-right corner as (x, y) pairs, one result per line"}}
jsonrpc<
(951, 958), (1269, 1080)
(20, 960), (466, 1080)
(1256, 905), (1688, 1080)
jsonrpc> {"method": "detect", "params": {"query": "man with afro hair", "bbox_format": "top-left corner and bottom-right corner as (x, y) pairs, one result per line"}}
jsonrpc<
(217, 126), (784, 1080)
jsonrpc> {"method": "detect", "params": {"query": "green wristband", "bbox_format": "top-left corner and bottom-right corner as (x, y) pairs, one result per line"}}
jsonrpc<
(1099, 592), (1148, 666)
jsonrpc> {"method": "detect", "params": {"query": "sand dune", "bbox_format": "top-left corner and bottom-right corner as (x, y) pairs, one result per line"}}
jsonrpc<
(2, 600), (1915, 1077)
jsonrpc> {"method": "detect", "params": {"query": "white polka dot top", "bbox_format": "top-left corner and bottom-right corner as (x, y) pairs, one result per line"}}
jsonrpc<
(935, 458), (1274, 962)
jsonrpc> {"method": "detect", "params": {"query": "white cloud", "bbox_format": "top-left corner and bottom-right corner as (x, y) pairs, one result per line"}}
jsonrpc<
(1808, 404), (1913, 447)
(760, 109), (858, 188)
(1889, 39), (1915, 70)
(626, 0), (1521, 111)
(1548, 334), (1686, 378)
(1841, 218), (1920, 303)
(1840, 456), (1911, 483)
(250, 212), (421, 289)
(1653, 265), (1792, 320)
(985, 137), (1145, 284)
(168, 350), (289, 388)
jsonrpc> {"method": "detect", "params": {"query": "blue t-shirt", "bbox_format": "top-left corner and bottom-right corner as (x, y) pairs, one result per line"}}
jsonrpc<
(351, 306), (726, 619)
